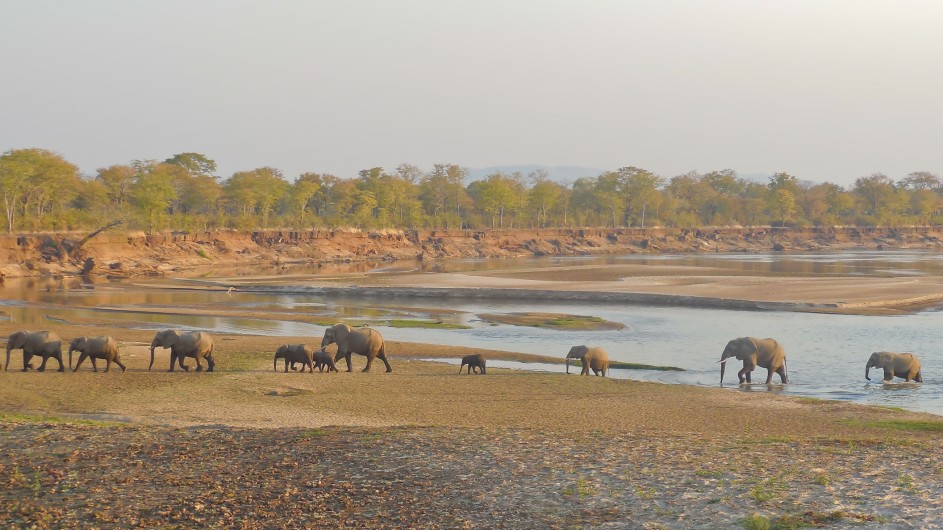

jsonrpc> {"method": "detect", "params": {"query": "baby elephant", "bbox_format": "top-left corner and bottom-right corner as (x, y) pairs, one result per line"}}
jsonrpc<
(866, 351), (923, 383)
(69, 336), (126, 373)
(460, 353), (486, 374)
(274, 344), (315, 373)
(313, 348), (338, 373)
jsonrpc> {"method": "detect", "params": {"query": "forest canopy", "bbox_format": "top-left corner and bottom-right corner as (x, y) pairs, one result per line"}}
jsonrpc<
(0, 148), (940, 233)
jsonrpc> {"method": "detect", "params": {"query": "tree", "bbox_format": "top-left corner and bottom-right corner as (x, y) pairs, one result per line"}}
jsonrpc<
(131, 163), (177, 232)
(0, 148), (79, 232)
(899, 171), (941, 191)
(223, 167), (289, 228)
(853, 173), (896, 217)
(164, 152), (217, 177)
(618, 166), (663, 228)
(768, 188), (796, 226)
(96, 165), (135, 210)
(291, 173), (323, 228)
(469, 173), (516, 228)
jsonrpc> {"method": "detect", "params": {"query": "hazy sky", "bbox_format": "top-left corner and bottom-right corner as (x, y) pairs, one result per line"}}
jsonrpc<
(2, 1), (941, 185)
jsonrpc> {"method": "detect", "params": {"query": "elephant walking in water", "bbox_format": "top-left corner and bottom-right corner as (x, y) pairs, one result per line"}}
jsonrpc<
(321, 323), (391, 373)
(719, 337), (788, 385)
(5, 330), (64, 372)
(866, 352), (922, 383)
(566, 346), (609, 377)
(149, 330), (215, 372)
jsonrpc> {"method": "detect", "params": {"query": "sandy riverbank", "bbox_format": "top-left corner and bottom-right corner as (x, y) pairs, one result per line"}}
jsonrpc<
(200, 260), (943, 315)
(2, 321), (943, 527)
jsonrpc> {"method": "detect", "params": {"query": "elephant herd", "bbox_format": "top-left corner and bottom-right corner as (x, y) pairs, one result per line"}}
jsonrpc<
(2, 326), (925, 386)
(1, 323), (392, 375)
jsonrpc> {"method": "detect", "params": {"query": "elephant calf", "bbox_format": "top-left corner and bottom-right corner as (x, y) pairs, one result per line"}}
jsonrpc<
(460, 353), (486, 374)
(866, 351), (923, 383)
(69, 336), (126, 373)
(275, 344), (315, 373)
(313, 348), (338, 373)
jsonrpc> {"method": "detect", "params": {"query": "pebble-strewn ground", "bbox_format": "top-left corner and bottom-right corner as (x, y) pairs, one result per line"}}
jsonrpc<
(2, 422), (941, 529)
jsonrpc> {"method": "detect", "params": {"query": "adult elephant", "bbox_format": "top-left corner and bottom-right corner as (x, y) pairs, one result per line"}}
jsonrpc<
(866, 352), (923, 383)
(566, 346), (609, 377)
(149, 330), (215, 372)
(320, 324), (391, 373)
(5, 330), (64, 372)
(719, 337), (788, 385)
(69, 336), (126, 373)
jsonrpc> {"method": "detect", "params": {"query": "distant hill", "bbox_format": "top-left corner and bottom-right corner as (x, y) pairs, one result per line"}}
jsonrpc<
(467, 165), (605, 183)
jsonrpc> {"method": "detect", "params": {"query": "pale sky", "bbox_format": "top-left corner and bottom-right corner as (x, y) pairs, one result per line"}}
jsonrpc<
(2, 0), (941, 185)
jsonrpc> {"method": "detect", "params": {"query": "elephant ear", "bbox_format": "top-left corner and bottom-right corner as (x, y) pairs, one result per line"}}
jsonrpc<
(745, 338), (760, 358)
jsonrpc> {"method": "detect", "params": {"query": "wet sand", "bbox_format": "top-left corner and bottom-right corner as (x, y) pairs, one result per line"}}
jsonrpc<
(200, 261), (943, 315)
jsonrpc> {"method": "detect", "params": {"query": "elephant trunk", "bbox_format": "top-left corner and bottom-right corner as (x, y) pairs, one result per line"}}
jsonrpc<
(4, 344), (11, 372)
(865, 360), (872, 381)
(149, 339), (158, 371)
(274, 355), (278, 372)
(720, 359), (727, 385)
(69, 347), (75, 370)
(565, 357), (570, 374)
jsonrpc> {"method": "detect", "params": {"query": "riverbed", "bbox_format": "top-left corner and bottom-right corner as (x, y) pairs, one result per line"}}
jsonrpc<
(2, 250), (942, 415)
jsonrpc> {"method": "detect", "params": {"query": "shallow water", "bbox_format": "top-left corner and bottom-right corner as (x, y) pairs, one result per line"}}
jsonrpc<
(2, 250), (943, 415)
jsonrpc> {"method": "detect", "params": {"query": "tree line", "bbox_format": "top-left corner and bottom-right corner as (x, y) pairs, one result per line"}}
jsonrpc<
(0, 147), (940, 233)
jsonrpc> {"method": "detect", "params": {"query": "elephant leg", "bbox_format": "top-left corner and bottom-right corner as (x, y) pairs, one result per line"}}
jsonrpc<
(205, 354), (214, 373)
(883, 368), (893, 382)
(38, 355), (50, 372)
(307, 361), (313, 373)
(114, 357), (127, 373)
(765, 368), (773, 385)
(776, 366), (787, 384)
(74, 353), (87, 372)
(90, 357), (99, 372)
(22, 352), (33, 371)
(737, 366), (747, 384)
(55, 353), (65, 372)
(193, 353), (204, 372)
(377, 351), (392, 373)
(168, 350), (178, 372)
(363, 354), (374, 373)
(343, 353), (353, 372)
(104, 357), (112, 373)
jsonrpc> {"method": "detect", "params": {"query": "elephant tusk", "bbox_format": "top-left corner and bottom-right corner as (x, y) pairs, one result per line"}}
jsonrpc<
(718, 360), (727, 364)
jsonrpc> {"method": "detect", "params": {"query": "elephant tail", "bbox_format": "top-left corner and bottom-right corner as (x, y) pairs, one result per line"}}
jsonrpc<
(783, 358), (788, 383)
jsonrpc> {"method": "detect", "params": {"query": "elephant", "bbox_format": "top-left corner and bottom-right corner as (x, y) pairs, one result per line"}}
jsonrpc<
(5, 330), (64, 372)
(866, 351), (923, 383)
(275, 344), (314, 373)
(149, 329), (215, 372)
(320, 323), (391, 373)
(459, 353), (486, 374)
(566, 346), (609, 377)
(719, 337), (788, 385)
(69, 336), (126, 373)
(313, 348), (339, 373)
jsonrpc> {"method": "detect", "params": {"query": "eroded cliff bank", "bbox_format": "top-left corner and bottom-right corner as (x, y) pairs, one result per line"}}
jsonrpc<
(2, 226), (943, 279)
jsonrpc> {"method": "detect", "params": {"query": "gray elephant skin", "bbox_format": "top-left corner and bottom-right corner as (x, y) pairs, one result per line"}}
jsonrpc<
(866, 351), (922, 382)
(459, 353), (486, 374)
(275, 344), (315, 373)
(720, 337), (788, 385)
(566, 346), (609, 376)
(321, 323), (391, 373)
(5, 330), (64, 372)
(70, 336), (126, 373)
(313, 348), (338, 373)
(149, 329), (215, 372)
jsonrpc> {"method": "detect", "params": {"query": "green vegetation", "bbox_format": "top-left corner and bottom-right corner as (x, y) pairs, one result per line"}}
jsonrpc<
(608, 361), (684, 371)
(851, 419), (943, 432)
(2, 148), (941, 233)
(742, 514), (771, 530)
(478, 312), (624, 331)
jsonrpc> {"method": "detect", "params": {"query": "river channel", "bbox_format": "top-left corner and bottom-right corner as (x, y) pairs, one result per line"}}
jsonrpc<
(1, 250), (942, 415)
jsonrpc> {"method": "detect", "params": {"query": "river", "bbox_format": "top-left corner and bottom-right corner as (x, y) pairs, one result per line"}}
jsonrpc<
(1, 250), (941, 415)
